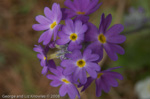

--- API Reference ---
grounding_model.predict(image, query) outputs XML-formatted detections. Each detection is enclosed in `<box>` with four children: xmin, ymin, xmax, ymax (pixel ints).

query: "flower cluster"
<box><xmin>33</xmin><ymin>0</ymin><xmax>126</xmax><ymax>99</ymax></box>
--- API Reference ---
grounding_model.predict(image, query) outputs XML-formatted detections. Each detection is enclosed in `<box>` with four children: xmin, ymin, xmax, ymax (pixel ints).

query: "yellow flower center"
<box><xmin>76</xmin><ymin>59</ymin><xmax>86</xmax><ymax>68</ymax></box>
<box><xmin>50</xmin><ymin>21</ymin><xmax>57</xmax><ymax>29</ymax></box>
<box><xmin>76</xmin><ymin>11</ymin><xmax>85</xmax><ymax>15</ymax></box>
<box><xmin>97</xmin><ymin>73</ymin><xmax>103</xmax><ymax>78</ymax></box>
<box><xmin>61</xmin><ymin>78</ymin><xmax>70</xmax><ymax>84</ymax></box>
<box><xmin>70</xmin><ymin>33</ymin><xmax>78</xmax><ymax>41</ymax></box>
<box><xmin>98</xmin><ymin>34</ymin><xmax>106</xmax><ymax>43</ymax></box>
<box><xmin>44</xmin><ymin>56</ymin><xmax>46</xmax><ymax>60</ymax></box>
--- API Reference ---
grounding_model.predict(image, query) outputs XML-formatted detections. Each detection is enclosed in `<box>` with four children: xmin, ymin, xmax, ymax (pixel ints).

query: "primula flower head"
<box><xmin>32</xmin><ymin>3</ymin><xmax>62</xmax><ymax>45</ymax></box>
<box><xmin>78</xmin><ymin>66</ymin><xmax>123</xmax><ymax>97</ymax></box>
<box><xmin>47</xmin><ymin>66</ymin><xmax>80</xmax><ymax>99</ymax></box>
<box><xmin>61</xmin><ymin>49</ymin><xmax>100</xmax><ymax>84</ymax></box>
<box><xmin>56</xmin><ymin>19</ymin><xmax>87</xmax><ymax>51</ymax></box>
<box><xmin>62</xmin><ymin>0</ymin><xmax>102</xmax><ymax>19</ymax></box>
<box><xmin>86</xmin><ymin>13</ymin><xmax>126</xmax><ymax>61</ymax></box>
<box><xmin>33</xmin><ymin>1</ymin><xmax>126</xmax><ymax>98</ymax></box>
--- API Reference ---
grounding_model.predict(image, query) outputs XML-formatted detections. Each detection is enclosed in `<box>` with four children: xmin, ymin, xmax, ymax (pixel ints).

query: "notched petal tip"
<box><xmin>32</xmin><ymin>24</ymin><xmax>37</xmax><ymax>30</ymax></box>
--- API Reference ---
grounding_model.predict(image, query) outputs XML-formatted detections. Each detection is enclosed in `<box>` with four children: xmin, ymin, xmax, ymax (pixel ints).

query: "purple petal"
<box><xmin>50</xmin><ymin>80</ymin><xmax>62</xmax><ymax>87</ymax></box>
<box><xmin>56</xmin><ymin>33</ymin><xmax>70</xmax><ymax>45</ymax></box>
<box><xmin>74</xmin><ymin>15</ymin><xmax>89</xmax><ymax>23</ymax></box>
<box><xmin>80</xmin><ymin>77</ymin><xmax>94</xmax><ymax>92</ymax></box>
<box><xmin>85</xmin><ymin>22</ymin><xmax>99</xmax><ymax>42</ymax></box>
<box><xmin>63</xmin><ymin>66</ymin><xmax>76</xmax><ymax>76</ymax></box>
<box><xmin>95</xmin><ymin>79</ymin><xmax>102</xmax><ymax>97</ymax></box>
<box><xmin>65</xmin><ymin>9</ymin><xmax>77</xmax><ymax>18</ymax></box>
<box><xmin>101</xmin><ymin>76</ymin><xmax>111</xmax><ymax>93</ymax></box>
<box><xmin>53</xmin><ymin>25</ymin><xmax>61</xmax><ymax>41</ymax></box>
<box><xmin>79</xmin><ymin>69</ymin><xmax>87</xmax><ymax>84</ymax></box>
<box><xmin>104</xmin><ymin>14</ymin><xmax>112</xmax><ymax>31</ymax></box>
<box><xmin>74</xmin><ymin>20</ymin><xmax>82</xmax><ymax>33</ymax></box>
<box><xmin>32</xmin><ymin>24</ymin><xmax>50</xmax><ymax>31</ymax></box>
<box><xmin>99</xmin><ymin>14</ymin><xmax>112</xmax><ymax>33</ymax></box>
<box><xmin>44</xmin><ymin>7</ymin><xmax>54</xmax><ymax>20</ymax></box>
<box><xmin>47</xmin><ymin>59</ymin><xmax>56</xmax><ymax>69</ymax></box>
<box><xmin>86</xmin><ymin>67</ymin><xmax>97</xmax><ymax>78</ymax></box>
<box><xmin>35</xmin><ymin>15</ymin><xmax>51</xmax><ymax>24</ymax></box>
<box><xmin>57</xmin><ymin>66</ymin><xmax>64</xmax><ymax>73</ymax></box>
<box><xmin>64</xmin><ymin>19</ymin><xmax>75</xmax><ymax>34</ymax></box>
<box><xmin>76</xmin><ymin>34</ymin><xmax>84</xmax><ymax>44</ymax></box>
<box><xmin>83</xmin><ymin>48</ymin><xmax>92</xmax><ymax>58</ymax></box>
<box><xmin>99</xmin><ymin>13</ymin><xmax>105</xmax><ymax>33</ymax></box>
<box><xmin>61</xmin><ymin>8</ymin><xmax>67</xmax><ymax>20</ymax></box>
<box><xmin>107</xmin><ymin>35</ymin><xmax>126</xmax><ymax>44</ymax></box>
<box><xmin>33</xmin><ymin>45</ymin><xmax>43</xmax><ymax>53</ymax></box>
<box><xmin>83</xmin><ymin>49</ymin><xmax>99</xmax><ymax>61</ymax></box>
<box><xmin>105</xmin><ymin>76</ymin><xmax>119</xmax><ymax>87</ymax></box>
<box><xmin>87</xmin><ymin>42</ymin><xmax>103</xmax><ymax>62</ymax></box>
<box><xmin>80</xmin><ymin>0</ymin><xmax>90</xmax><ymax>11</ymax></box>
<box><xmin>73</xmin><ymin>68</ymin><xmax>80</xmax><ymax>82</ymax></box>
<box><xmin>37</xmin><ymin>53</ymin><xmax>43</xmax><ymax>59</ymax></box>
<box><xmin>110</xmin><ymin>44</ymin><xmax>125</xmax><ymax>55</ymax></box>
<box><xmin>105</xmin><ymin>24</ymin><xmax>124</xmax><ymax>36</ymax></box>
<box><xmin>85</xmin><ymin>0</ymin><xmax>99</xmax><ymax>14</ymax></box>
<box><xmin>68</xmin><ymin>42</ymin><xmax>82</xmax><ymax>51</ymax></box>
<box><xmin>43</xmin><ymin>30</ymin><xmax>53</xmax><ymax>45</ymax></box>
<box><xmin>67</xmin><ymin>84</ymin><xmax>80</xmax><ymax>99</ymax></box>
<box><xmin>52</xmin><ymin>3</ymin><xmax>62</xmax><ymax>21</ymax></box>
<box><xmin>103</xmin><ymin>43</ymin><xmax>118</xmax><ymax>61</ymax></box>
<box><xmin>74</xmin><ymin>20</ymin><xmax>87</xmax><ymax>34</ymax></box>
<box><xmin>87</xmin><ymin>2</ymin><xmax>102</xmax><ymax>15</ymax></box>
<box><xmin>105</xmin><ymin>71</ymin><xmax>123</xmax><ymax>80</ymax></box>
<box><xmin>86</xmin><ymin>62</ymin><xmax>100</xmax><ymax>71</ymax></box>
<box><xmin>47</xmin><ymin>74</ymin><xmax>59</xmax><ymax>80</ymax></box>
<box><xmin>59</xmin><ymin>84</ymin><xmax>67</xmax><ymax>96</ymax></box>
<box><xmin>65</xmin><ymin>0</ymin><xmax>77</xmax><ymax>12</ymax></box>
<box><xmin>66</xmin><ymin>50</ymin><xmax>82</xmax><ymax>60</ymax></box>
<box><xmin>78</xmin><ymin>24</ymin><xmax>88</xmax><ymax>34</ymax></box>
<box><xmin>41</xmin><ymin>66</ymin><xmax>48</xmax><ymax>75</ymax></box>
<box><xmin>105</xmin><ymin>66</ymin><xmax>122</xmax><ymax>71</ymax></box>
<box><xmin>38</xmin><ymin>30</ymin><xmax>49</xmax><ymax>43</ymax></box>
<box><xmin>87</xmin><ymin>54</ymin><xmax>99</xmax><ymax>62</ymax></box>
<box><xmin>61</xmin><ymin>60</ymin><xmax>75</xmax><ymax>67</ymax></box>
<box><xmin>50</xmin><ymin>68</ymin><xmax>62</xmax><ymax>77</ymax></box>
<box><xmin>73</xmin><ymin>0</ymin><xmax>81</xmax><ymax>11</ymax></box>
<box><xmin>41</xmin><ymin>60</ymin><xmax>46</xmax><ymax>67</ymax></box>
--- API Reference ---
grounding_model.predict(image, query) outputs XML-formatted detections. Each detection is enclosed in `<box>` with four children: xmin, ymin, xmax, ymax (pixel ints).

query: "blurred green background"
<box><xmin>0</xmin><ymin>0</ymin><xmax>150</xmax><ymax>99</ymax></box>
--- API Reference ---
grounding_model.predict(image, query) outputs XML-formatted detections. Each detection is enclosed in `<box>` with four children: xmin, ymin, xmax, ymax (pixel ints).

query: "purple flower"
<box><xmin>32</xmin><ymin>3</ymin><xmax>62</xmax><ymax>45</ymax></box>
<box><xmin>61</xmin><ymin>49</ymin><xmax>100</xmax><ymax>84</ymax></box>
<box><xmin>42</xmin><ymin>59</ymin><xmax>56</xmax><ymax>75</ymax></box>
<box><xmin>33</xmin><ymin>45</ymin><xmax>47</xmax><ymax>66</ymax></box>
<box><xmin>33</xmin><ymin>45</ymin><xmax>45</xmax><ymax>54</ymax></box>
<box><xmin>62</xmin><ymin>0</ymin><xmax>102</xmax><ymax>19</ymax></box>
<box><xmin>56</xmin><ymin>19</ymin><xmax>87</xmax><ymax>51</ymax></box>
<box><xmin>78</xmin><ymin>67</ymin><xmax>123</xmax><ymax>97</ymax></box>
<box><xmin>47</xmin><ymin>66</ymin><xmax>80</xmax><ymax>99</ymax></box>
<box><xmin>49</xmin><ymin>41</ymin><xmax>56</xmax><ymax>48</ymax></box>
<box><xmin>85</xmin><ymin>13</ymin><xmax>126</xmax><ymax>61</ymax></box>
<box><xmin>34</xmin><ymin>45</ymin><xmax>56</xmax><ymax>75</ymax></box>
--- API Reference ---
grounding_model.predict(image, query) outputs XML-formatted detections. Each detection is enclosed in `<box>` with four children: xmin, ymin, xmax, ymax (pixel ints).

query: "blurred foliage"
<box><xmin>115</xmin><ymin>31</ymin><xmax>150</xmax><ymax>70</ymax></box>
